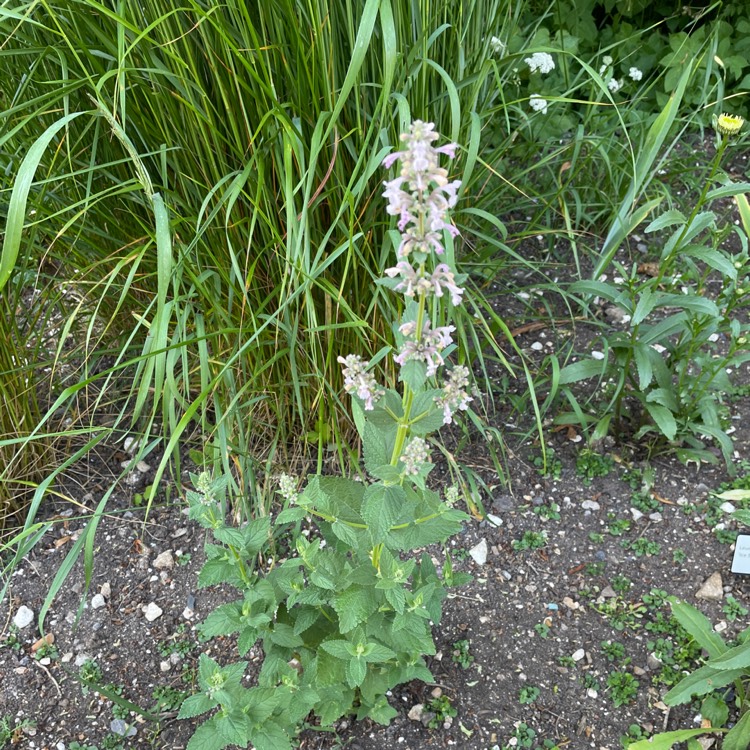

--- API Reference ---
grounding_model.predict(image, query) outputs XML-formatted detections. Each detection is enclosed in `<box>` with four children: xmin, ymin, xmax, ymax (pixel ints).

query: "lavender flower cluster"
<box><xmin>338</xmin><ymin>120</ymin><xmax>473</xmax><ymax>476</ymax></box>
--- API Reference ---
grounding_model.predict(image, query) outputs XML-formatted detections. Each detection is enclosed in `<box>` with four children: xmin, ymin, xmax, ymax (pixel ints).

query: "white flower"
<box><xmin>400</xmin><ymin>437</ymin><xmax>431</xmax><ymax>475</ymax></box>
<box><xmin>435</xmin><ymin>366</ymin><xmax>473</xmax><ymax>424</ymax></box>
<box><xmin>628</xmin><ymin>66</ymin><xmax>643</xmax><ymax>81</ymax></box>
<box><xmin>529</xmin><ymin>95</ymin><xmax>548</xmax><ymax>114</ymax></box>
<box><xmin>337</xmin><ymin>354</ymin><xmax>384</xmax><ymax>410</ymax></box>
<box><xmin>607</xmin><ymin>77</ymin><xmax>622</xmax><ymax>93</ymax></box>
<box><xmin>490</xmin><ymin>36</ymin><xmax>506</xmax><ymax>56</ymax></box>
<box><xmin>525</xmin><ymin>52</ymin><xmax>555</xmax><ymax>75</ymax></box>
<box><xmin>277</xmin><ymin>474</ymin><xmax>300</xmax><ymax>505</ymax></box>
<box><xmin>602</xmin><ymin>55</ymin><xmax>613</xmax><ymax>65</ymax></box>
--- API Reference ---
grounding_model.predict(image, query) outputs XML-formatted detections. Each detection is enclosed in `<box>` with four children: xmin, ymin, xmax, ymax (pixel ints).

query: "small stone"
<box><xmin>633</xmin><ymin>666</ymin><xmax>646</xmax><ymax>676</ymax></box>
<box><xmin>648</xmin><ymin>512</ymin><xmax>663</xmax><ymax>523</ymax></box>
<box><xmin>136</xmin><ymin>460</ymin><xmax>150</xmax><ymax>473</ymax></box>
<box><xmin>91</xmin><ymin>594</ymin><xmax>106</xmax><ymax>610</ymax></box>
<box><xmin>14</xmin><ymin>667</ymin><xmax>27</xmax><ymax>675</ymax></box>
<box><xmin>469</xmin><ymin>539</ymin><xmax>488</xmax><ymax>566</ymax></box>
<box><xmin>154</xmin><ymin>550</ymin><xmax>174</xmax><ymax>570</ymax></box>
<box><xmin>443</xmin><ymin>715</ymin><xmax>454</xmax><ymax>729</ymax></box>
<box><xmin>160</xmin><ymin>660</ymin><xmax>172</xmax><ymax>672</ymax></box>
<box><xmin>647</xmin><ymin>653</ymin><xmax>663</xmax><ymax>670</ymax></box>
<box><xmin>581</xmin><ymin>500</ymin><xmax>600</xmax><ymax>511</ymax></box>
<box><xmin>720</xmin><ymin>502</ymin><xmax>736</xmax><ymax>514</ymax></box>
<box><xmin>123</xmin><ymin>436</ymin><xmax>139</xmax><ymax>454</ymax></box>
<box><xmin>110</xmin><ymin>718</ymin><xmax>137</xmax><ymax>738</ymax></box>
<box><xmin>630</xmin><ymin>508</ymin><xmax>644</xmax><ymax>521</ymax></box>
<box><xmin>562</xmin><ymin>597</ymin><xmax>579</xmax><ymax>610</ymax></box>
<box><xmin>572</xmin><ymin>648</ymin><xmax>585</xmax><ymax>662</ymax></box>
<box><xmin>408</xmin><ymin>704</ymin><xmax>424</xmax><ymax>721</ymax></box>
<box><xmin>61</xmin><ymin>652</ymin><xmax>74</xmax><ymax>663</ymax></box>
<box><xmin>696</xmin><ymin>572</ymin><xmax>723</xmax><ymax>601</ymax></box>
<box><xmin>182</xmin><ymin>607</ymin><xmax>195</xmax><ymax>620</ymax></box>
<box><xmin>74</xmin><ymin>653</ymin><xmax>92</xmax><ymax>667</ymax></box>
<box><xmin>492</xmin><ymin>494</ymin><xmax>514</xmax><ymax>512</ymax></box>
<box><xmin>125</xmin><ymin>472</ymin><xmax>141</xmax><ymax>486</ymax></box>
<box><xmin>430</xmin><ymin>687</ymin><xmax>442</xmax><ymax>699</ymax></box>
<box><xmin>13</xmin><ymin>605</ymin><xmax>34</xmax><ymax>629</ymax></box>
<box><xmin>100</xmin><ymin>582</ymin><xmax>111</xmax><ymax>598</ymax></box>
<box><xmin>485</xmin><ymin>513</ymin><xmax>503</xmax><ymax>527</ymax></box>
<box><xmin>143</xmin><ymin>602</ymin><xmax>163</xmax><ymax>621</ymax></box>
<box><xmin>714</xmin><ymin>620</ymin><xmax>728</xmax><ymax>633</ymax></box>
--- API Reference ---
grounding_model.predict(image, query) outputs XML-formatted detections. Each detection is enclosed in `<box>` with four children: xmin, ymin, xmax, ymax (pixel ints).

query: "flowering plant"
<box><xmin>179</xmin><ymin>121</ymin><xmax>473</xmax><ymax>750</ymax></box>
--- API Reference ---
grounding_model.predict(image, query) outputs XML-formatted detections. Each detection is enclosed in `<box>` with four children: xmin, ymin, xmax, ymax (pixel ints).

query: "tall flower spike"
<box><xmin>382</xmin><ymin>121</ymin><xmax>461</xmax><ymax>259</ymax></box>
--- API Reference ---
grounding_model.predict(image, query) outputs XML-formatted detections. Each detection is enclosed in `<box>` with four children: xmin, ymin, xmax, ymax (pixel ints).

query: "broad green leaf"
<box><xmin>716</xmin><ymin>489</ymin><xmax>750</xmax><ymax>502</ymax></box>
<box><xmin>669</xmin><ymin>599</ymin><xmax>727</xmax><ymax>658</ymax></box>
<box><xmin>364</xmin><ymin>643</ymin><xmax>397</xmax><ymax>662</ymax></box>
<box><xmin>644</xmin><ymin>403</ymin><xmax>677</xmax><ymax>441</ymax></box>
<box><xmin>633</xmin><ymin>344</ymin><xmax>654</xmax><ymax>390</ymax></box>
<box><xmin>628</xmin><ymin>729</ymin><xmax>722</xmax><ymax>750</ymax></box>
<box><xmin>400</xmin><ymin>359</ymin><xmax>427</xmax><ymax>390</ymax></box>
<box><xmin>333</xmin><ymin>586</ymin><xmax>378</xmax><ymax>633</ymax></box>
<box><xmin>321</xmin><ymin>639</ymin><xmax>355</xmax><ymax>660</ymax></box>
<box><xmin>178</xmin><ymin>692</ymin><xmax>218</xmax><ymax>719</ymax></box>
<box><xmin>558</xmin><ymin>358</ymin><xmax>607</xmax><ymax>385</ymax></box>
<box><xmin>346</xmin><ymin>656</ymin><xmax>367</xmax><ymax>687</ymax></box>
<box><xmin>216</xmin><ymin>710</ymin><xmax>252</xmax><ymax>746</ymax></box>
<box><xmin>724</xmin><ymin>709</ymin><xmax>750</xmax><ymax>750</ymax></box>
<box><xmin>683</xmin><ymin>246</ymin><xmax>737</xmax><ymax>280</ymax></box>
<box><xmin>249</xmin><ymin>721</ymin><xmax>292</xmax><ymax>750</ymax></box>
<box><xmin>242</xmin><ymin>517</ymin><xmax>271</xmax><ymax>554</ymax></box>
<box><xmin>331</xmin><ymin>520</ymin><xmax>361</xmax><ymax>547</ymax></box>
<box><xmin>200</xmin><ymin>603</ymin><xmax>242</xmax><ymax>637</ymax></box>
<box><xmin>733</xmin><ymin>510</ymin><xmax>750</xmax><ymax>525</ymax></box>
<box><xmin>362</xmin><ymin>484</ymin><xmax>405</xmax><ymax>543</ymax></box>
<box><xmin>269</xmin><ymin>623</ymin><xmax>303</xmax><ymax>648</ymax></box>
<box><xmin>632</xmin><ymin>288</ymin><xmax>658</xmax><ymax>325</ymax></box>
<box><xmin>706</xmin><ymin>639</ymin><xmax>750</xmax><ymax>670</ymax></box>
<box><xmin>276</xmin><ymin>506</ymin><xmax>307</xmax><ymax>524</ymax></box>
<box><xmin>292</xmin><ymin>606</ymin><xmax>320</xmax><ymax>636</ymax></box>
<box><xmin>664</xmin><ymin>664</ymin><xmax>744</xmax><ymax>705</ymax></box>
<box><xmin>245</xmin><ymin>687</ymin><xmax>279</xmax><ymax>724</ymax></box>
<box><xmin>735</xmin><ymin>192</ymin><xmax>750</xmax><ymax>238</ymax></box>
<box><xmin>368</xmin><ymin>464</ymin><xmax>402</xmax><ymax>483</ymax></box>
<box><xmin>212</xmin><ymin>527</ymin><xmax>245</xmax><ymax>548</ymax></box>
<box><xmin>366</xmin><ymin>699</ymin><xmax>399</xmax><ymax>725</ymax></box>
<box><xmin>700</xmin><ymin>695</ymin><xmax>729</xmax><ymax>728</ymax></box>
<box><xmin>362</xmin><ymin>422</ymin><xmax>391</xmax><ymax>476</ymax></box>
<box><xmin>186</xmin><ymin>718</ymin><xmax>232</xmax><ymax>750</ymax></box>
<box><xmin>645</xmin><ymin>208</ymin><xmax>686</xmax><ymax>232</ymax></box>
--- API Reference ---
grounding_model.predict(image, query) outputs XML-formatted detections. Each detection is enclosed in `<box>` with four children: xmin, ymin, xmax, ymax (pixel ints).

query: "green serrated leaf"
<box><xmin>346</xmin><ymin>656</ymin><xmax>367</xmax><ymax>687</ymax></box>
<box><xmin>400</xmin><ymin>359</ymin><xmax>428</xmax><ymax>390</ymax></box>
<box><xmin>186</xmin><ymin>718</ymin><xmax>232</xmax><ymax>750</ymax></box>
<box><xmin>664</xmin><ymin>664</ymin><xmax>744</xmax><ymax>705</ymax></box>
<box><xmin>362</xmin><ymin>484</ymin><xmax>405</xmax><ymax>543</ymax></box>
<box><xmin>706</xmin><ymin>640</ymin><xmax>750</xmax><ymax>670</ymax></box>
<box><xmin>321</xmin><ymin>639</ymin><xmax>355</xmax><ymax>659</ymax></box>
<box><xmin>333</xmin><ymin>586</ymin><xmax>378</xmax><ymax>633</ymax></box>
<box><xmin>276</xmin><ymin>506</ymin><xmax>307</xmax><ymax>524</ymax></box>
<box><xmin>669</xmin><ymin>599</ymin><xmax>727</xmax><ymax>658</ymax></box>
<box><xmin>628</xmin><ymin>729</ymin><xmax>722</xmax><ymax>750</ymax></box>
<box><xmin>645</xmin><ymin>208</ymin><xmax>686</xmax><ymax>232</ymax></box>
<box><xmin>368</xmin><ymin>464</ymin><xmax>403</xmax><ymax>483</ymax></box>
<box><xmin>242</xmin><ymin>517</ymin><xmax>271</xmax><ymax>554</ymax></box>
<box><xmin>249</xmin><ymin>721</ymin><xmax>292</xmax><ymax>750</ymax></box>
<box><xmin>199</xmin><ymin>602</ymin><xmax>242</xmax><ymax>637</ymax></box>
<box><xmin>178</xmin><ymin>692</ymin><xmax>218</xmax><ymax>720</ymax></box>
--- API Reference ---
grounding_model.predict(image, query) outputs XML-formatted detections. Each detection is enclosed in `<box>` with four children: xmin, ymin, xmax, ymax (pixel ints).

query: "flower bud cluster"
<box><xmin>394</xmin><ymin>320</ymin><xmax>456</xmax><ymax>377</ymax></box>
<box><xmin>277</xmin><ymin>473</ymin><xmax>300</xmax><ymax>505</ymax></box>
<box><xmin>436</xmin><ymin>366</ymin><xmax>473</xmax><ymax>424</ymax></box>
<box><xmin>399</xmin><ymin>437</ymin><xmax>431</xmax><ymax>475</ymax></box>
<box><xmin>381</xmin><ymin>120</ymin><xmax>461</xmax><ymax>260</ymax></box>
<box><xmin>337</xmin><ymin>354</ymin><xmax>384</xmax><ymax>410</ymax></box>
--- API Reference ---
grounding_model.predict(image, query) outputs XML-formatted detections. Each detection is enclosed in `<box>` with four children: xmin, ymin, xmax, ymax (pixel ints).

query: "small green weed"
<box><xmin>620</xmin><ymin>723</ymin><xmax>650</xmax><ymax>748</ymax></box>
<box><xmin>533</xmin><ymin>502</ymin><xmax>560</xmax><ymax>521</ymax></box>
<box><xmin>607</xmin><ymin>516</ymin><xmax>631</xmax><ymax>536</ymax></box>
<box><xmin>611</xmin><ymin>574</ymin><xmax>632</xmax><ymax>594</ymax></box>
<box><xmin>518</xmin><ymin>685</ymin><xmax>540</xmax><ymax>704</ymax></box>
<box><xmin>512</xmin><ymin>531</ymin><xmax>547</xmax><ymax>552</ymax></box>
<box><xmin>585</xmin><ymin>562</ymin><xmax>606</xmax><ymax>576</ymax></box>
<box><xmin>512</xmin><ymin>722</ymin><xmax>537</xmax><ymax>748</ymax></box>
<box><xmin>69</xmin><ymin>743</ymin><xmax>99</xmax><ymax>750</ymax></box>
<box><xmin>576</xmin><ymin>449</ymin><xmax>614</xmax><ymax>483</ymax></box>
<box><xmin>558</xmin><ymin>655</ymin><xmax>576</xmax><ymax>668</ymax></box>
<box><xmin>534</xmin><ymin>622</ymin><xmax>551</xmax><ymax>639</ymax></box>
<box><xmin>451</xmin><ymin>639</ymin><xmax>474</xmax><ymax>669</ymax></box>
<box><xmin>601</xmin><ymin>640</ymin><xmax>626</xmax><ymax>663</ymax></box>
<box><xmin>588</xmin><ymin>531</ymin><xmax>605</xmax><ymax>543</ymax></box>
<box><xmin>426</xmin><ymin>695</ymin><xmax>457</xmax><ymax>729</ymax></box>
<box><xmin>607</xmin><ymin>670</ymin><xmax>639</xmax><ymax>707</ymax></box>
<box><xmin>723</xmin><ymin>595</ymin><xmax>749</xmax><ymax>622</ymax></box>
<box><xmin>642</xmin><ymin>588</ymin><xmax>669</xmax><ymax>608</ymax></box>
<box><xmin>621</xmin><ymin>538</ymin><xmax>661</xmax><ymax>557</ymax></box>
<box><xmin>672</xmin><ymin>548</ymin><xmax>686</xmax><ymax>564</ymax></box>
<box><xmin>0</xmin><ymin>626</ymin><xmax>21</xmax><ymax>653</ymax></box>
<box><xmin>152</xmin><ymin>685</ymin><xmax>189</xmax><ymax>713</ymax></box>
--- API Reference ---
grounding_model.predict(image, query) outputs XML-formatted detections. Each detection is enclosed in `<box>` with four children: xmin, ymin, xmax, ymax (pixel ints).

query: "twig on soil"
<box><xmin>33</xmin><ymin>658</ymin><xmax>62</xmax><ymax>696</ymax></box>
<box><xmin>446</xmin><ymin>592</ymin><xmax>486</xmax><ymax>604</ymax></box>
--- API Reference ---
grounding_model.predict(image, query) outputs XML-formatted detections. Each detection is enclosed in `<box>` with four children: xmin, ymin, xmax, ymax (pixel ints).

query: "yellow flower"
<box><xmin>716</xmin><ymin>113</ymin><xmax>744</xmax><ymax>137</ymax></box>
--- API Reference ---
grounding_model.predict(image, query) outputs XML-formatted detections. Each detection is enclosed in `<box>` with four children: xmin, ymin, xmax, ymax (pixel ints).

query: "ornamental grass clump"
<box><xmin>179</xmin><ymin>122</ymin><xmax>473</xmax><ymax>750</ymax></box>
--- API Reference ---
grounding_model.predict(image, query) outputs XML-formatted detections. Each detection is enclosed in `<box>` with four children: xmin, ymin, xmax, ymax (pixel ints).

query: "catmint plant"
<box><xmin>179</xmin><ymin>121</ymin><xmax>473</xmax><ymax>750</ymax></box>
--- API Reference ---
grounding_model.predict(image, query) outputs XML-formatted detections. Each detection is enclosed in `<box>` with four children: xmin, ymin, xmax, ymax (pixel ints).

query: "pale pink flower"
<box><xmin>337</xmin><ymin>354</ymin><xmax>384</xmax><ymax>410</ymax></box>
<box><xmin>399</xmin><ymin>437</ymin><xmax>431</xmax><ymax>475</ymax></box>
<box><xmin>435</xmin><ymin>366</ymin><xmax>473</xmax><ymax>424</ymax></box>
<box><xmin>394</xmin><ymin>320</ymin><xmax>455</xmax><ymax>377</ymax></box>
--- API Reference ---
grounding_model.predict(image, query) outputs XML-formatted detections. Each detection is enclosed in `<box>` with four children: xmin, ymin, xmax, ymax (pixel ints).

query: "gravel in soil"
<box><xmin>2</xmin><ymin>420</ymin><xmax>750</xmax><ymax>750</ymax></box>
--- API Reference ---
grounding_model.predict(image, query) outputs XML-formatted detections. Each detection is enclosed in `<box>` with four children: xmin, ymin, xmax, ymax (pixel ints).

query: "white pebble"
<box><xmin>572</xmin><ymin>648</ymin><xmax>585</xmax><ymax>661</ymax></box>
<box><xmin>13</xmin><ymin>605</ymin><xmax>34</xmax><ymax>629</ymax></box>
<box><xmin>91</xmin><ymin>594</ymin><xmax>106</xmax><ymax>610</ymax></box>
<box><xmin>143</xmin><ymin>602</ymin><xmax>163</xmax><ymax>622</ymax></box>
